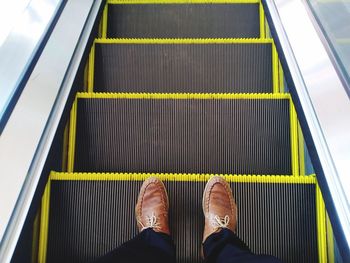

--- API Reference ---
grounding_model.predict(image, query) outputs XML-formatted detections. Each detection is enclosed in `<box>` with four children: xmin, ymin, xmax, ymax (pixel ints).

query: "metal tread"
<box><xmin>91</xmin><ymin>39</ymin><xmax>277</xmax><ymax>93</ymax></box>
<box><xmin>68</xmin><ymin>93</ymin><xmax>298</xmax><ymax>175</ymax></box>
<box><xmin>103</xmin><ymin>2</ymin><xmax>262</xmax><ymax>38</ymax></box>
<box><xmin>39</xmin><ymin>172</ymin><xmax>323</xmax><ymax>263</ymax></box>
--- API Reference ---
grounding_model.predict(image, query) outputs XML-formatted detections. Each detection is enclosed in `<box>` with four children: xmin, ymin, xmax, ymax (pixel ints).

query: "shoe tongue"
<box><xmin>209</xmin><ymin>184</ymin><xmax>231</xmax><ymax>215</ymax></box>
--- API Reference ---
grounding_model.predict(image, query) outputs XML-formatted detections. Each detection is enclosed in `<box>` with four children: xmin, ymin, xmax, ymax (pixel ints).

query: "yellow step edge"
<box><xmin>326</xmin><ymin>213</ymin><xmax>335</xmax><ymax>263</ymax></box>
<box><xmin>87</xmin><ymin>43</ymin><xmax>95</xmax><ymax>92</ymax></box>
<box><xmin>272</xmin><ymin>44</ymin><xmax>279</xmax><ymax>93</ymax></box>
<box><xmin>76</xmin><ymin>92</ymin><xmax>290</xmax><ymax>100</ymax></box>
<box><xmin>298</xmin><ymin>122</ymin><xmax>306</xmax><ymax>176</ymax></box>
<box><xmin>316</xmin><ymin>184</ymin><xmax>328</xmax><ymax>263</ymax></box>
<box><xmin>50</xmin><ymin>171</ymin><xmax>316</xmax><ymax>184</ymax></box>
<box><xmin>259</xmin><ymin>1</ymin><xmax>265</xmax><ymax>39</ymax></box>
<box><xmin>290</xmin><ymin>101</ymin><xmax>299</xmax><ymax>176</ymax></box>
<box><xmin>38</xmin><ymin>180</ymin><xmax>51</xmax><ymax>263</ymax></box>
<box><xmin>67</xmin><ymin>100</ymin><xmax>77</xmax><ymax>172</ymax></box>
<box><xmin>278</xmin><ymin>61</ymin><xmax>285</xmax><ymax>93</ymax></box>
<box><xmin>101</xmin><ymin>4</ymin><xmax>108</xmax><ymax>38</ymax></box>
<box><xmin>94</xmin><ymin>38</ymin><xmax>274</xmax><ymax>44</ymax></box>
<box><xmin>31</xmin><ymin>211</ymin><xmax>40</xmax><ymax>263</ymax></box>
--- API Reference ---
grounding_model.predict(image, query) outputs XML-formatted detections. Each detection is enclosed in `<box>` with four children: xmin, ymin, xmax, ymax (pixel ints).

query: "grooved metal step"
<box><xmin>39</xmin><ymin>172</ymin><xmax>322</xmax><ymax>263</ymax></box>
<box><xmin>69</xmin><ymin>93</ymin><xmax>298</xmax><ymax>175</ymax></box>
<box><xmin>104</xmin><ymin>3</ymin><xmax>262</xmax><ymax>38</ymax></box>
<box><xmin>91</xmin><ymin>39</ymin><xmax>277</xmax><ymax>93</ymax></box>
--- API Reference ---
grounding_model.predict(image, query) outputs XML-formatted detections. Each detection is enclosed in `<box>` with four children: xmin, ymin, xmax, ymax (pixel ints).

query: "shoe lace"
<box><xmin>138</xmin><ymin>212</ymin><xmax>161</xmax><ymax>231</ymax></box>
<box><xmin>210</xmin><ymin>214</ymin><xmax>230</xmax><ymax>229</ymax></box>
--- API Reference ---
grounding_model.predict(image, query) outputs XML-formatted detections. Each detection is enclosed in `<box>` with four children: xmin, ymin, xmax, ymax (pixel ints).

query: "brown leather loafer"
<box><xmin>202</xmin><ymin>176</ymin><xmax>237</xmax><ymax>243</ymax></box>
<box><xmin>135</xmin><ymin>177</ymin><xmax>170</xmax><ymax>235</ymax></box>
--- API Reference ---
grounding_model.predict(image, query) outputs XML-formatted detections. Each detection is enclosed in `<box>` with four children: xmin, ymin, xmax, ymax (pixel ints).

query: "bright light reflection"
<box><xmin>0</xmin><ymin>0</ymin><xmax>31</xmax><ymax>46</ymax></box>
<box><xmin>12</xmin><ymin>0</ymin><xmax>56</xmax><ymax>40</ymax></box>
<box><xmin>0</xmin><ymin>0</ymin><xmax>59</xmax><ymax>121</ymax></box>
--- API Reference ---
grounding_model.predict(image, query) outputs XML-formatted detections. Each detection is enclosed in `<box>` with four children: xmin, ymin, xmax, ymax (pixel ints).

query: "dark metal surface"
<box><xmin>74</xmin><ymin>98</ymin><xmax>292</xmax><ymax>175</ymax></box>
<box><xmin>107</xmin><ymin>4</ymin><xmax>260</xmax><ymax>38</ymax></box>
<box><xmin>46</xmin><ymin>179</ymin><xmax>318</xmax><ymax>263</ymax></box>
<box><xmin>94</xmin><ymin>43</ymin><xmax>273</xmax><ymax>93</ymax></box>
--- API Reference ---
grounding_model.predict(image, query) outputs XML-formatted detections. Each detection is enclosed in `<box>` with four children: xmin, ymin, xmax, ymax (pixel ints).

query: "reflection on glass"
<box><xmin>307</xmin><ymin>0</ymin><xmax>350</xmax><ymax>89</ymax></box>
<box><xmin>0</xmin><ymin>0</ymin><xmax>31</xmax><ymax>47</ymax></box>
<box><xmin>0</xmin><ymin>0</ymin><xmax>62</xmax><ymax>131</ymax></box>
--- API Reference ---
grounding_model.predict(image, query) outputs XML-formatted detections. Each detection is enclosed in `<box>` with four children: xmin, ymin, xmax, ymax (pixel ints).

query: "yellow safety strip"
<box><xmin>50</xmin><ymin>171</ymin><xmax>317</xmax><ymax>183</ymax></box>
<box><xmin>298</xmin><ymin>123</ymin><xmax>306</xmax><ymax>176</ymax></box>
<box><xmin>77</xmin><ymin>92</ymin><xmax>290</xmax><ymax>100</ymax></box>
<box><xmin>83</xmin><ymin>59</ymin><xmax>89</xmax><ymax>92</ymax></box>
<box><xmin>98</xmin><ymin>17</ymin><xmax>103</xmax><ymax>38</ymax></box>
<box><xmin>278</xmin><ymin>61</ymin><xmax>285</xmax><ymax>93</ymax></box>
<box><xmin>289</xmin><ymin>101</ymin><xmax>299</xmax><ymax>176</ymax></box>
<box><xmin>107</xmin><ymin>0</ymin><xmax>261</xmax><ymax>4</ymax></box>
<box><xmin>272</xmin><ymin>44</ymin><xmax>279</xmax><ymax>94</ymax></box>
<box><xmin>95</xmin><ymin>37</ymin><xmax>273</xmax><ymax>44</ymax></box>
<box><xmin>259</xmin><ymin>2</ymin><xmax>265</xmax><ymax>39</ymax></box>
<box><xmin>316</xmin><ymin>184</ymin><xmax>327</xmax><ymax>263</ymax></box>
<box><xmin>61</xmin><ymin>123</ymin><xmax>69</xmax><ymax>172</ymax></box>
<box><xmin>31</xmin><ymin>211</ymin><xmax>40</xmax><ymax>263</ymax></box>
<box><xmin>67</xmin><ymin>98</ymin><xmax>77</xmax><ymax>172</ymax></box>
<box><xmin>265</xmin><ymin>19</ymin><xmax>271</xmax><ymax>38</ymax></box>
<box><xmin>38</xmin><ymin>180</ymin><xmax>51</xmax><ymax>263</ymax></box>
<box><xmin>326</xmin><ymin>213</ymin><xmax>335</xmax><ymax>263</ymax></box>
<box><xmin>87</xmin><ymin>43</ymin><xmax>95</xmax><ymax>93</ymax></box>
<box><xmin>102</xmin><ymin>4</ymin><xmax>108</xmax><ymax>38</ymax></box>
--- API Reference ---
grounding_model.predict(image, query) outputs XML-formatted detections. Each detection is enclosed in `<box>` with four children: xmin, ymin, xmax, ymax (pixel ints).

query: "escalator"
<box><xmin>35</xmin><ymin>1</ymin><xmax>328</xmax><ymax>262</ymax></box>
<box><xmin>6</xmin><ymin>0</ymin><xmax>350</xmax><ymax>262</ymax></box>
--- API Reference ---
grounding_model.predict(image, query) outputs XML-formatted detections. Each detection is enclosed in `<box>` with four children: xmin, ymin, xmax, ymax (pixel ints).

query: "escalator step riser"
<box><xmin>93</xmin><ymin>42</ymin><xmax>274</xmax><ymax>93</ymax></box>
<box><xmin>105</xmin><ymin>3</ymin><xmax>261</xmax><ymax>38</ymax></box>
<box><xmin>45</xmin><ymin>177</ymin><xmax>318</xmax><ymax>263</ymax></box>
<box><xmin>72</xmin><ymin>96</ymin><xmax>293</xmax><ymax>174</ymax></box>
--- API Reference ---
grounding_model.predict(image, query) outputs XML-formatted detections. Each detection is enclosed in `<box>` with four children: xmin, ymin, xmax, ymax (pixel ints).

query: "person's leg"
<box><xmin>202</xmin><ymin>176</ymin><xmax>282</xmax><ymax>263</ymax></box>
<box><xmin>203</xmin><ymin>229</ymin><xmax>282</xmax><ymax>263</ymax></box>
<box><xmin>94</xmin><ymin>228</ymin><xmax>175</xmax><ymax>263</ymax></box>
<box><xmin>93</xmin><ymin>177</ymin><xmax>176</xmax><ymax>263</ymax></box>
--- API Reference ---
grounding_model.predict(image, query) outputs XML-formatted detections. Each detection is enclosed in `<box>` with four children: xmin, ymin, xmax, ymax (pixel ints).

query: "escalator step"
<box><xmin>92</xmin><ymin>40</ymin><xmax>276</xmax><ymax>93</ymax></box>
<box><xmin>105</xmin><ymin>3</ymin><xmax>261</xmax><ymax>38</ymax></box>
<box><xmin>70</xmin><ymin>93</ymin><xmax>295</xmax><ymax>175</ymax></box>
<box><xmin>41</xmin><ymin>172</ymin><xmax>320</xmax><ymax>263</ymax></box>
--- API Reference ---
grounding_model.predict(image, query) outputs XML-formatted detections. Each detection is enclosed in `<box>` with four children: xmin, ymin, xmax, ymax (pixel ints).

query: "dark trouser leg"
<box><xmin>93</xmin><ymin>229</ymin><xmax>176</xmax><ymax>263</ymax></box>
<box><xmin>203</xmin><ymin>229</ymin><xmax>283</xmax><ymax>263</ymax></box>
